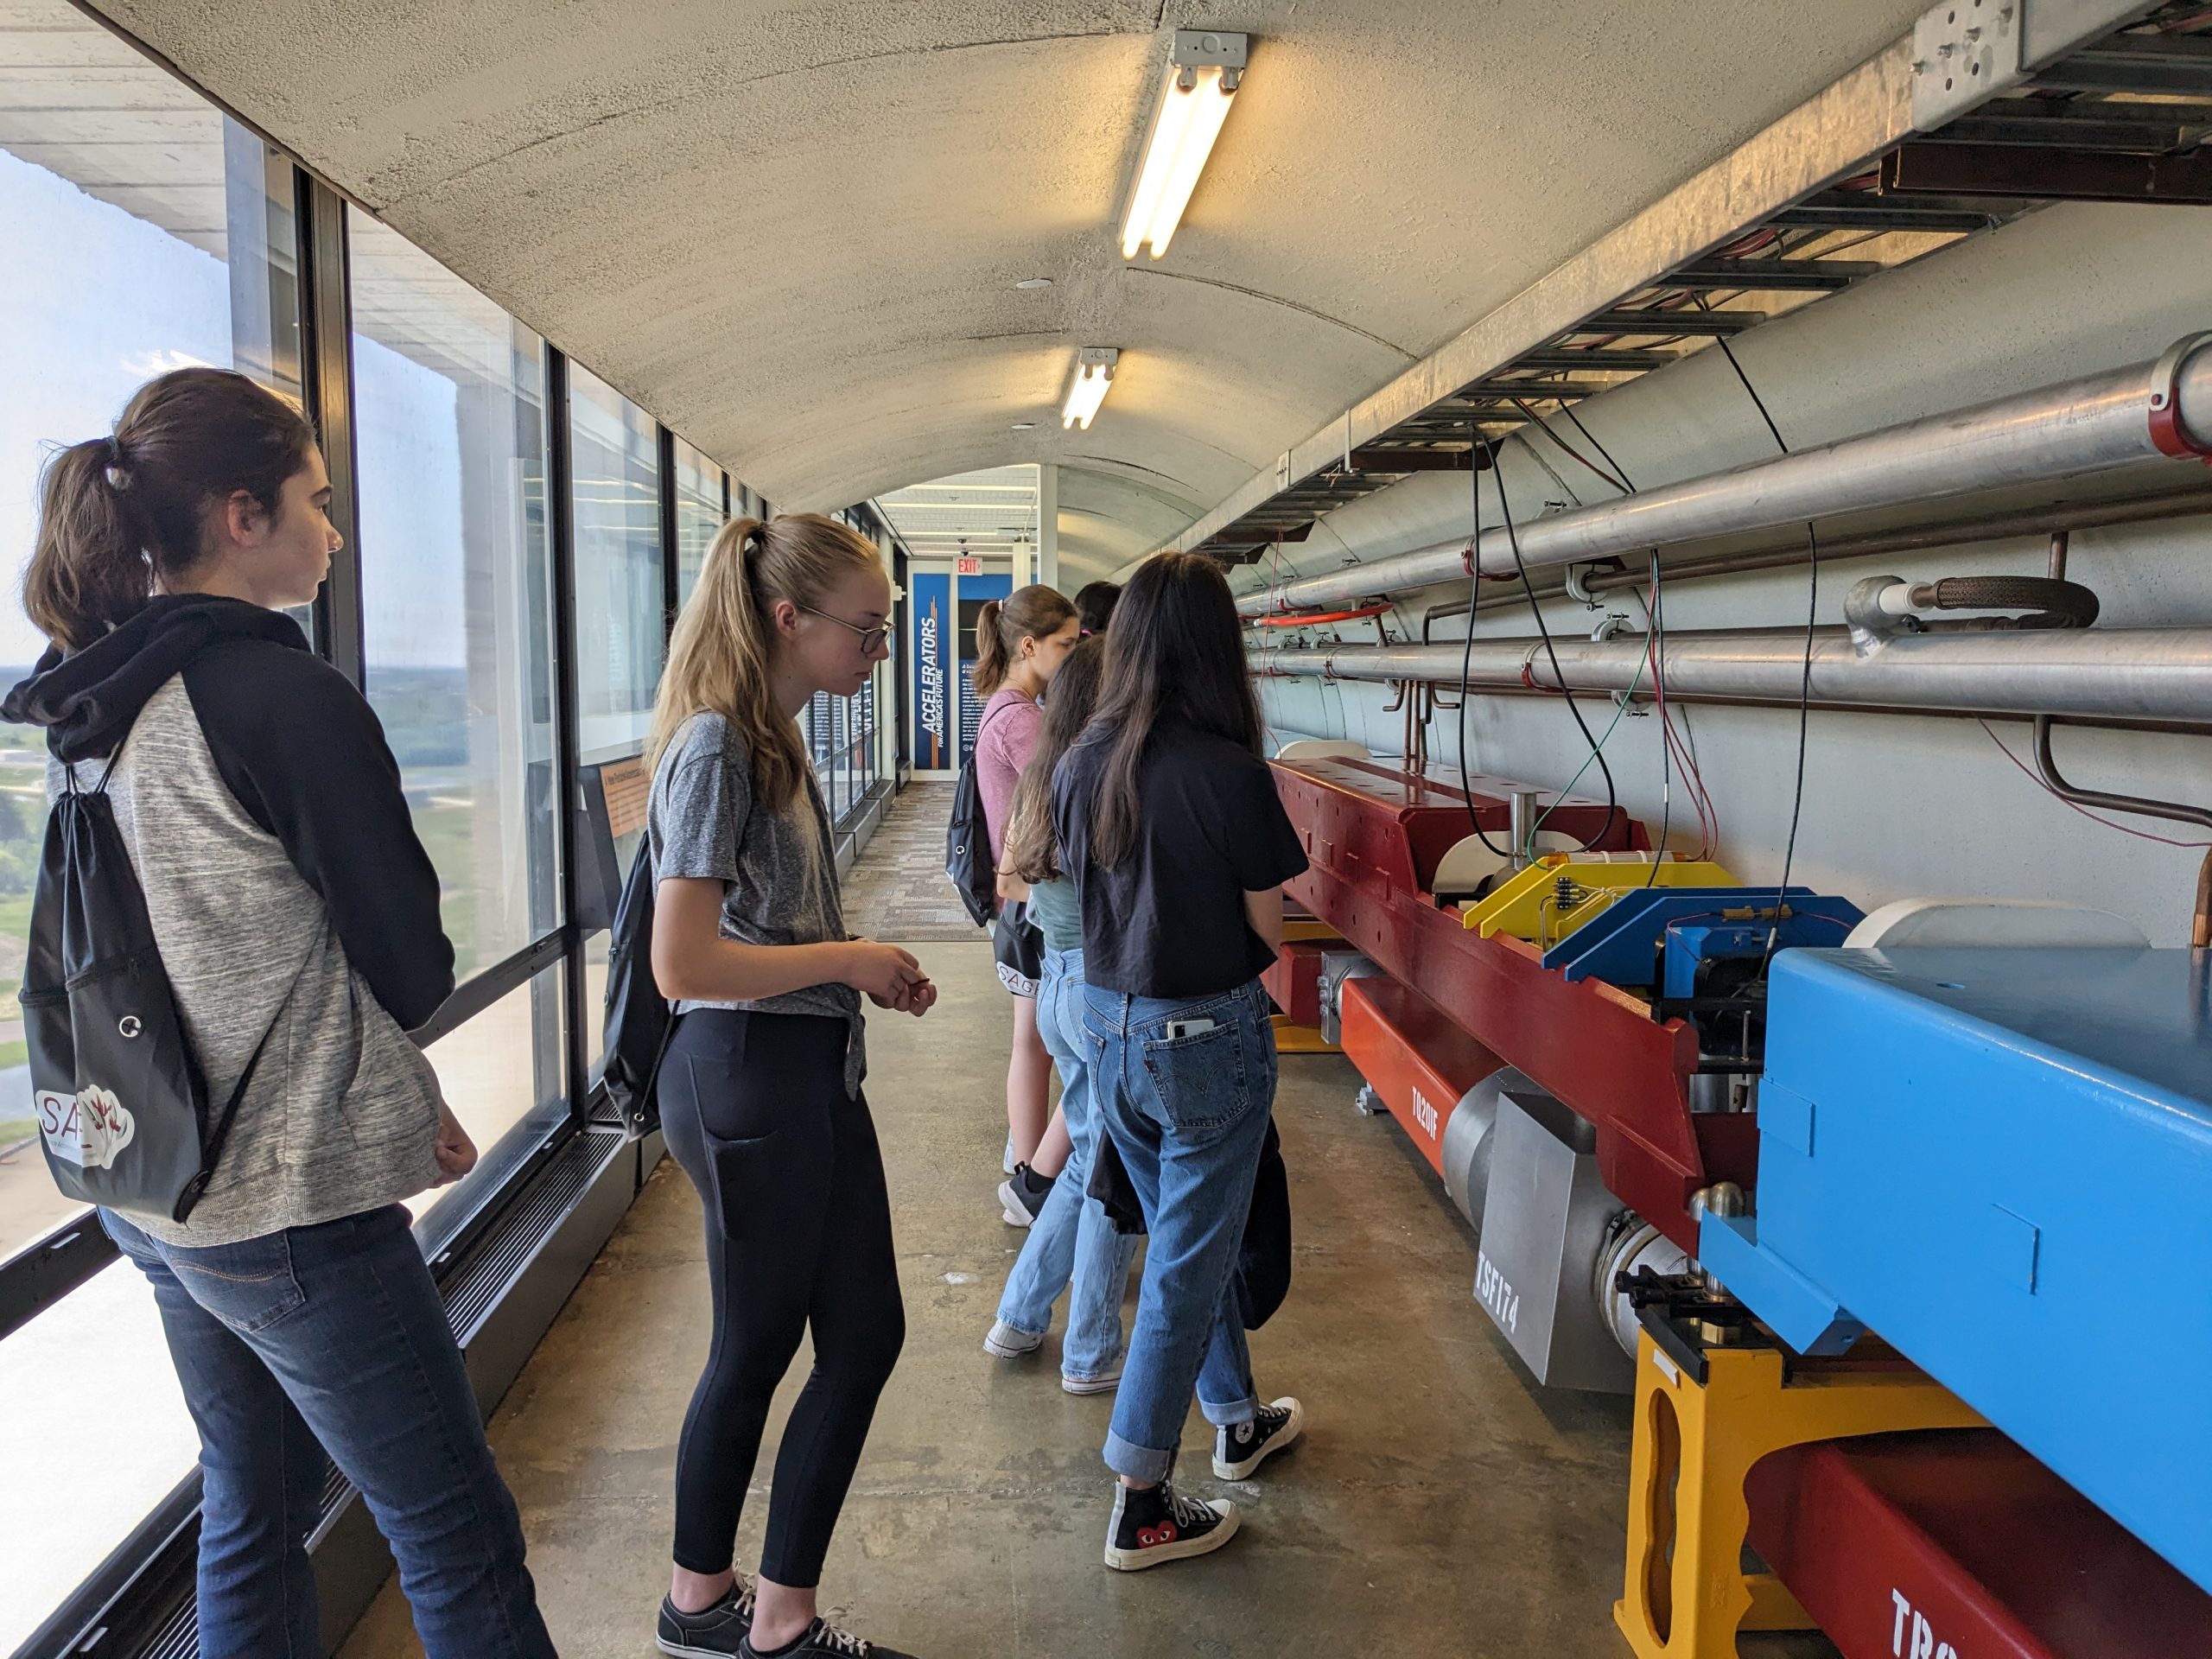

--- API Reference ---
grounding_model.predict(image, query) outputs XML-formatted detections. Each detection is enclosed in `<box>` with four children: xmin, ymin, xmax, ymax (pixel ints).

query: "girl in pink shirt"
<box><xmin>971</xmin><ymin>585</ymin><xmax>1080</xmax><ymax>1221</ymax></box>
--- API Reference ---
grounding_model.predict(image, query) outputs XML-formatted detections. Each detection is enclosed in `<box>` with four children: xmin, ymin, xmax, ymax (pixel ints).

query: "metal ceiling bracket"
<box><xmin>1172</xmin><ymin>29</ymin><xmax>1248</xmax><ymax>90</ymax></box>
<box><xmin>1912</xmin><ymin>0</ymin><xmax>2163</xmax><ymax>130</ymax></box>
<box><xmin>1911</xmin><ymin>0</ymin><xmax>2025</xmax><ymax>131</ymax></box>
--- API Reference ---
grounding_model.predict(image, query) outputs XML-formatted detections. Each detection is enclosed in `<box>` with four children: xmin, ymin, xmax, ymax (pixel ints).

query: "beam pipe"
<box><xmin>1250</xmin><ymin>626</ymin><xmax>2212</xmax><ymax>723</ymax></box>
<box><xmin>1236</xmin><ymin>342</ymin><xmax>2212</xmax><ymax>618</ymax></box>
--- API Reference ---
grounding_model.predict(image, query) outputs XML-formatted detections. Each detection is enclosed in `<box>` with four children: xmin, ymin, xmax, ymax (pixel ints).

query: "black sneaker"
<box><xmin>658</xmin><ymin>1578</ymin><xmax>754</xmax><ymax>1656</ymax></box>
<box><xmin>1213</xmin><ymin>1396</ymin><xmax>1306</xmax><ymax>1480</ymax></box>
<box><xmin>997</xmin><ymin>1162</ymin><xmax>1055</xmax><ymax>1226</ymax></box>
<box><xmin>1103</xmin><ymin>1478</ymin><xmax>1240</xmax><ymax>1571</ymax></box>
<box><xmin>740</xmin><ymin>1618</ymin><xmax>916</xmax><ymax>1658</ymax></box>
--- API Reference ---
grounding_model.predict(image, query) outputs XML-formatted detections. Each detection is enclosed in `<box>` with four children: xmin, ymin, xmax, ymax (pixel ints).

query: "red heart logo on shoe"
<box><xmin>1137</xmin><ymin>1523</ymin><xmax>1179</xmax><ymax>1548</ymax></box>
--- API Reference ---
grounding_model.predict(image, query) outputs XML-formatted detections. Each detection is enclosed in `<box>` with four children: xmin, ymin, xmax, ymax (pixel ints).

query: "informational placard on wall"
<box><xmin>911</xmin><ymin>569</ymin><xmax>950</xmax><ymax>772</ymax></box>
<box><xmin>908</xmin><ymin>568</ymin><xmax>1009</xmax><ymax>773</ymax></box>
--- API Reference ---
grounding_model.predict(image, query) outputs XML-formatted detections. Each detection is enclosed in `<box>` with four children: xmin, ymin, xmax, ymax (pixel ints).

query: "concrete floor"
<box><xmin>341</xmin><ymin>798</ymin><xmax>1828</xmax><ymax>1658</ymax></box>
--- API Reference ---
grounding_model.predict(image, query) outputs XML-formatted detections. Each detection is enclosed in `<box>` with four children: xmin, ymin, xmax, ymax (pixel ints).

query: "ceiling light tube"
<box><xmin>1120</xmin><ymin>31</ymin><xmax>1247</xmax><ymax>260</ymax></box>
<box><xmin>1063</xmin><ymin>347</ymin><xmax>1119</xmax><ymax>429</ymax></box>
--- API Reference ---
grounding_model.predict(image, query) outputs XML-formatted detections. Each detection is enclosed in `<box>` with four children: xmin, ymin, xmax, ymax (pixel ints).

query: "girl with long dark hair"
<box><xmin>5</xmin><ymin>367</ymin><xmax>556</xmax><ymax>1656</ymax></box>
<box><xmin>983</xmin><ymin>636</ymin><xmax>1139</xmax><ymax>1390</ymax></box>
<box><xmin>1051</xmin><ymin>553</ymin><xmax>1311</xmax><ymax>1570</ymax></box>
<box><xmin>645</xmin><ymin>512</ymin><xmax>931</xmax><ymax>1659</ymax></box>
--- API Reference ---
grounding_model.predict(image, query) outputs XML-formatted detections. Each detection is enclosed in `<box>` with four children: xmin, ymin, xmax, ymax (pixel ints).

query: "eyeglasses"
<box><xmin>798</xmin><ymin>604</ymin><xmax>893</xmax><ymax>655</ymax></box>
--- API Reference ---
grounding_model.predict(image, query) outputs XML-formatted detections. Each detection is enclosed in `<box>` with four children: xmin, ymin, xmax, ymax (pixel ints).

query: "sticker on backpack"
<box><xmin>35</xmin><ymin>1085</ymin><xmax>137</xmax><ymax>1170</ymax></box>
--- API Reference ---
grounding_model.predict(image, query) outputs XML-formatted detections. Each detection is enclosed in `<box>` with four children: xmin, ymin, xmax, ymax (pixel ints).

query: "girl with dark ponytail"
<box><xmin>5</xmin><ymin>367</ymin><xmax>556</xmax><ymax>1655</ymax></box>
<box><xmin>967</xmin><ymin>582</ymin><xmax>1080</xmax><ymax>1225</ymax></box>
<box><xmin>1049</xmin><ymin>553</ymin><xmax>1312</xmax><ymax>1572</ymax></box>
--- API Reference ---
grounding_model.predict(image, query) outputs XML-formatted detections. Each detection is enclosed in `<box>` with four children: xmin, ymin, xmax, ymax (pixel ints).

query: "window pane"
<box><xmin>671</xmin><ymin>435</ymin><xmax>723</xmax><ymax>607</ymax></box>
<box><xmin>0</xmin><ymin>1255</ymin><xmax>196</xmax><ymax>1651</ymax></box>
<box><xmin>352</xmin><ymin>216</ymin><xmax>558</xmax><ymax>982</ymax></box>
<box><xmin>569</xmin><ymin>365</ymin><xmax>664</xmax><ymax>759</ymax></box>
<box><xmin>409</xmin><ymin>963</ymin><xmax>567</xmax><ymax>1229</ymax></box>
<box><xmin>0</xmin><ymin>1</ymin><xmax>302</xmax><ymax>1287</ymax></box>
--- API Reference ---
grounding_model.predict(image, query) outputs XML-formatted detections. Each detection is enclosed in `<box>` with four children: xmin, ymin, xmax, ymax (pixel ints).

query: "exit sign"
<box><xmin>957</xmin><ymin>556</ymin><xmax>981</xmax><ymax>575</ymax></box>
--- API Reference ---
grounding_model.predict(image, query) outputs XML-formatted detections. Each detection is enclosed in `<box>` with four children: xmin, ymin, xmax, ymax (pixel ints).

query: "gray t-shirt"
<box><xmin>647</xmin><ymin>711</ymin><xmax>865</xmax><ymax>1093</ymax></box>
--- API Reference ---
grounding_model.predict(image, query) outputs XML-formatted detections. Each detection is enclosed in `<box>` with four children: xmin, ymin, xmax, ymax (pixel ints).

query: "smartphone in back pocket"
<box><xmin>1163</xmin><ymin>1017</ymin><xmax>1217</xmax><ymax>1040</ymax></box>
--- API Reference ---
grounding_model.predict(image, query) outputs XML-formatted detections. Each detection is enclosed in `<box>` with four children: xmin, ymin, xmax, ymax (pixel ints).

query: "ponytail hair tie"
<box><xmin>99</xmin><ymin>435</ymin><xmax>131</xmax><ymax>492</ymax></box>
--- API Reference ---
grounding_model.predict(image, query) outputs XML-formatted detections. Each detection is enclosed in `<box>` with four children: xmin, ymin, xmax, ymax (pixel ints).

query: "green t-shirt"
<box><xmin>1025</xmin><ymin>874</ymin><xmax>1083</xmax><ymax>955</ymax></box>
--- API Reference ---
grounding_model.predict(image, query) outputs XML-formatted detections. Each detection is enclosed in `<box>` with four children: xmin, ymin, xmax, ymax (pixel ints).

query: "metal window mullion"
<box><xmin>658</xmin><ymin>426</ymin><xmax>680</xmax><ymax>640</ymax></box>
<box><xmin>546</xmin><ymin>347</ymin><xmax>590</xmax><ymax>1123</ymax></box>
<box><xmin>297</xmin><ymin>173</ymin><xmax>364</xmax><ymax>685</ymax></box>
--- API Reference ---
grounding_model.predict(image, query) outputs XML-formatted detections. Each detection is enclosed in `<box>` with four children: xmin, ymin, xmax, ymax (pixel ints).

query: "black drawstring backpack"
<box><xmin>944</xmin><ymin>699</ymin><xmax>1014</xmax><ymax>929</ymax></box>
<box><xmin>598</xmin><ymin>836</ymin><xmax>672</xmax><ymax>1140</ymax></box>
<box><xmin>22</xmin><ymin>755</ymin><xmax>284</xmax><ymax>1222</ymax></box>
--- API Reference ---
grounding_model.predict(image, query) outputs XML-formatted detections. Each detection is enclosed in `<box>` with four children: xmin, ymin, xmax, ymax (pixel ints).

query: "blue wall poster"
<box><xmin>911</xmin><ymin>569</ymin><xmax>951</xmax><ymax>771</ymax></box>
<box><xmin>956</xmin><ymin>570</ymin><xmax>1010</xmax><ymax>768</ymax></box>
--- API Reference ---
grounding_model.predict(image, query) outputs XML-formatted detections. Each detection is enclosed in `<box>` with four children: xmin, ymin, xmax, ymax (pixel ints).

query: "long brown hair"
<box><xmin>971</xmin><ymin>582</ymin><xmax>1076</xmax><ymax>699</ymax></box>
<box><xmin>647</xmin><ymin>512</ymin><xmax>883</xmax><ymax>813</ymax></box>
<box><xmin>1080</xmin><ymin>554</ymin><xmax>1263</xmax><ymax>868</ymax></box>
<box><xmin>1002</xmin><ymin>636</ymin><xmax>1107</xmax><ymax>883</ymax></box>
<box><xmin>24</xmin><ymin>367</ymin><xmax>316</xmax><ymax>651</ymax></box>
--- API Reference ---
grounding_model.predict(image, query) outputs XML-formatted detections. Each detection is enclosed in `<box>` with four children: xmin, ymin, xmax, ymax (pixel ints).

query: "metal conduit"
<box><xmin>1249</xmin><ymin>626</ymin><xmax>2212</xmax><ymax>723</ymax></box>
<box><xmin>1235</xmin><ymin>337</ymin><xmax>2212</xmax><ymax>619</ymax></box>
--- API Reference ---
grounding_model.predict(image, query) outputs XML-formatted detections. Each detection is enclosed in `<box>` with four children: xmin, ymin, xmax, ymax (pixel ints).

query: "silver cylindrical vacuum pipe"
<box><xmin>1236</xmin><ymin>339</ymin><xmax>2212</xmax><ymax>619</ymax></box>
<box><xmin>1249</xmin><ymin>626</ymin><xmax>2212</xmax><ymax>724</ymax></box>
<box><xmin>1508</xmin><ymin>788</ymin><xmax>1541</xmax><ymax>867</ymax></box>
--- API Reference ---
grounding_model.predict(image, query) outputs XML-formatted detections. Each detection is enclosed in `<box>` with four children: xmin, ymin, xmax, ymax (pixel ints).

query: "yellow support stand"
<box><xmin>1462</xmin><ymin>855</ymin><xmax>1739</xmax><ymax>944</ymax></box>
<box><xmin>1614</xmin><ymin>1335</ymin><xmax>1983</xmax><ymax>1658</ymax></box>
<box><xmin>1268</xmin><ymin>1013</ymin><xmax>1339</xmax><ymax>1054</ymax></box>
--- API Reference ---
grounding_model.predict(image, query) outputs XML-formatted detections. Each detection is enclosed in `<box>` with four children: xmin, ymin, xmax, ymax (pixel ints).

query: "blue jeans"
<box><xmin>103</xmin><ymin>1205</ymin><xmax>556</xmax><ymax>1659</ymax></box>
<box><xmin>996</xmin><ymin>947</ymin><xmax>1140</xmax><ymax>1382</ymax></box>
<box><xmin>1083</xmin><ymin>977</ymin><xmax>1277</xmax><ymax>1483</ymax></box>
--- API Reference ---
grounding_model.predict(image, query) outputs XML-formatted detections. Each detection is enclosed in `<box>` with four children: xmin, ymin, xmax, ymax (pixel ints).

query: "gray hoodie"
<box><xmin>4</xmin><ymin>597</ymin><xmax>456</xmax><ymax>1247</ymax></box>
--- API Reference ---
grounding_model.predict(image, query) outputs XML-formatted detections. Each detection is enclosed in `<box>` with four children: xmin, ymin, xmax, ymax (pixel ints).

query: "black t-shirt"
<box><xmin>1052</xmin><ymin>716</ymin><xmax>1309</xmax><ymax>999</ymax></box>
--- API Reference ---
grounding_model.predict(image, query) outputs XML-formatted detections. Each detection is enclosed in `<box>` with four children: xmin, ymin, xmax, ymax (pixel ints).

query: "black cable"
<box><xmin>1560</xmin><ymin>401</ymin><xmax>1634</xmax><ymax>499</ymax></box>
<box><xmin>1491</xmin><ymin>435</ymin><xmax>1619</xmax><ymax>849</ymax></box>
<box><xmin>1458</xmin><ymin>425</ymin><xmax>1513</xmax><ymax>859</ymax></box>
<box><xmin>1700</xmin><ymin>318</ymin><xmax>1821</xmax><ymax>973</ymax></box>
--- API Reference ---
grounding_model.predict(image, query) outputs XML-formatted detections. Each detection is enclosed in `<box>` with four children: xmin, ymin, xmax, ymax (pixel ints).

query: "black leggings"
<box><xmin>658</xmin><ymin>1010</ymin><xmax>906</xmax><ymax>1586</ymax></box>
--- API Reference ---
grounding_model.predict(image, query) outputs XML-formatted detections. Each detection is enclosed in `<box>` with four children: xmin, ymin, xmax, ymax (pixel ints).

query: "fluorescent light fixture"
<box><xmin>1062</xmin><ymin>346</ymin><xmax>1119</xmax><ymax>429</ymax></box>
<box><xmin>1121</xmin><ymin>31</ymin><xmax>1247</xmax><ymax>260</ymax></box>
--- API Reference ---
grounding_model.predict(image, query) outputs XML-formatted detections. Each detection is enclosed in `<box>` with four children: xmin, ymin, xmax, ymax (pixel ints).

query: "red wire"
<box><xmin>1977</xmin><ymin>719</ymin><xmax>2212</xmax><ymax>849</ymax></box>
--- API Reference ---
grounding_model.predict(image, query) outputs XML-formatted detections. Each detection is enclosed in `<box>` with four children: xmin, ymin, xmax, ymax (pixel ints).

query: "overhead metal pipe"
<box><xmin>1236</xmin><ymin>337</ymin><xmax>2212</xmax><ymax>618</ymax></box>
<box><xmin>1250</xmin><ymin>626</ymin><xmax>2212</xmax><ymax>724</ymax></box>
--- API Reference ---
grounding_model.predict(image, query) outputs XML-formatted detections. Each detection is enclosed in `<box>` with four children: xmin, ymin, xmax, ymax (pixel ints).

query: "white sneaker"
<box><xmin>983</xmin><ymin>1319</ymin><xmax>1044</xmax><ymax>1359</ymax></box>
<box><xmin>1062</xmin><ymin>1357</ymin><xmax>1124</xmax><ymax>1395</ymax></box>
<box><xmin>1002</xmin><ymin>1135</ymin><xmax>1018</xmax><ymax>1175</ymax></box>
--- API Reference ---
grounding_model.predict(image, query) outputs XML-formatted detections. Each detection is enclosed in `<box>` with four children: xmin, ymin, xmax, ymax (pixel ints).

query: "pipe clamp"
<box><xmin>2147</xmin><ymin>332</ymin><xmax>2212</xmax><ymax>461</ymax></box>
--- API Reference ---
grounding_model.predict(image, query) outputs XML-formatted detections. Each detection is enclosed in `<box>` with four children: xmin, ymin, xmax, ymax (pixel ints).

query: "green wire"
<box><xmin>1525</xmin><ymin>647</ymin><xmax>1649</xmax><ymax>862</ymax></box>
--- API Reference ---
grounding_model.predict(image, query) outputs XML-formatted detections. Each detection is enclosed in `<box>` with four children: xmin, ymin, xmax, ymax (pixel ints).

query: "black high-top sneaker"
<box><xmin>997</xmin><ymin>1161</ymin><xmax>1055</xmax><ymax>1226</ymax></box>
<box><xmin>1213</xmin><ymin>1396</ymin><xmax>1306</xmax><ymax>1480</ymax></box>
<box><xmin>657</xmin><ymin>1576</ymin><xmax>754</xmax><ymax>1656</ymax></box>
<box><xmin>1103</xmin><ymin>1478</ymin><xmax>1240</xmax><ymax>1571</ymax></box>
<box><xmin>739</xmin><ymin>1618</ymin><xmax>918</xmax><ymax>1658</ymax></box>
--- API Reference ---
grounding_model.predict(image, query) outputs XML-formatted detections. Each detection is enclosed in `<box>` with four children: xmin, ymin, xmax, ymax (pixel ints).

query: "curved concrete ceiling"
<box><xmin>86</xmin><ymin>0</ymin><xmax>1930</xmax><ymax>563</ymax></box>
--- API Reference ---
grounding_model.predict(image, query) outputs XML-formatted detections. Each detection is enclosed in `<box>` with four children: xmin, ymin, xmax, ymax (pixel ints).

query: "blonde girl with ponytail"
<box><xmin>967</xmin><ymin>583</ymin><xmax>1080</xmax><ymax>1227</ymax></box>
<box><xmin>644</xmin><ymin>513</ymin><xmax>930</xmax><ymax>1659</ymax></box>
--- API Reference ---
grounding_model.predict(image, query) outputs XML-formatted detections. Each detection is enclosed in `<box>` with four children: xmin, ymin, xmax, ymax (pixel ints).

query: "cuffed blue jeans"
<box><xmin>995</xmin><ymin>946</ymin><xmax>1140</xmax><ymax>1382</ymax></box>
<box><xmin>103</xmin><ymin>1204</ymin><xmax>556</xmax><ymax>1659</ymax></box>
<box><xmin>1082</xmin><ymin>976</ymin><xmax>1276</xmax><ymax>1483</ymax></box>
